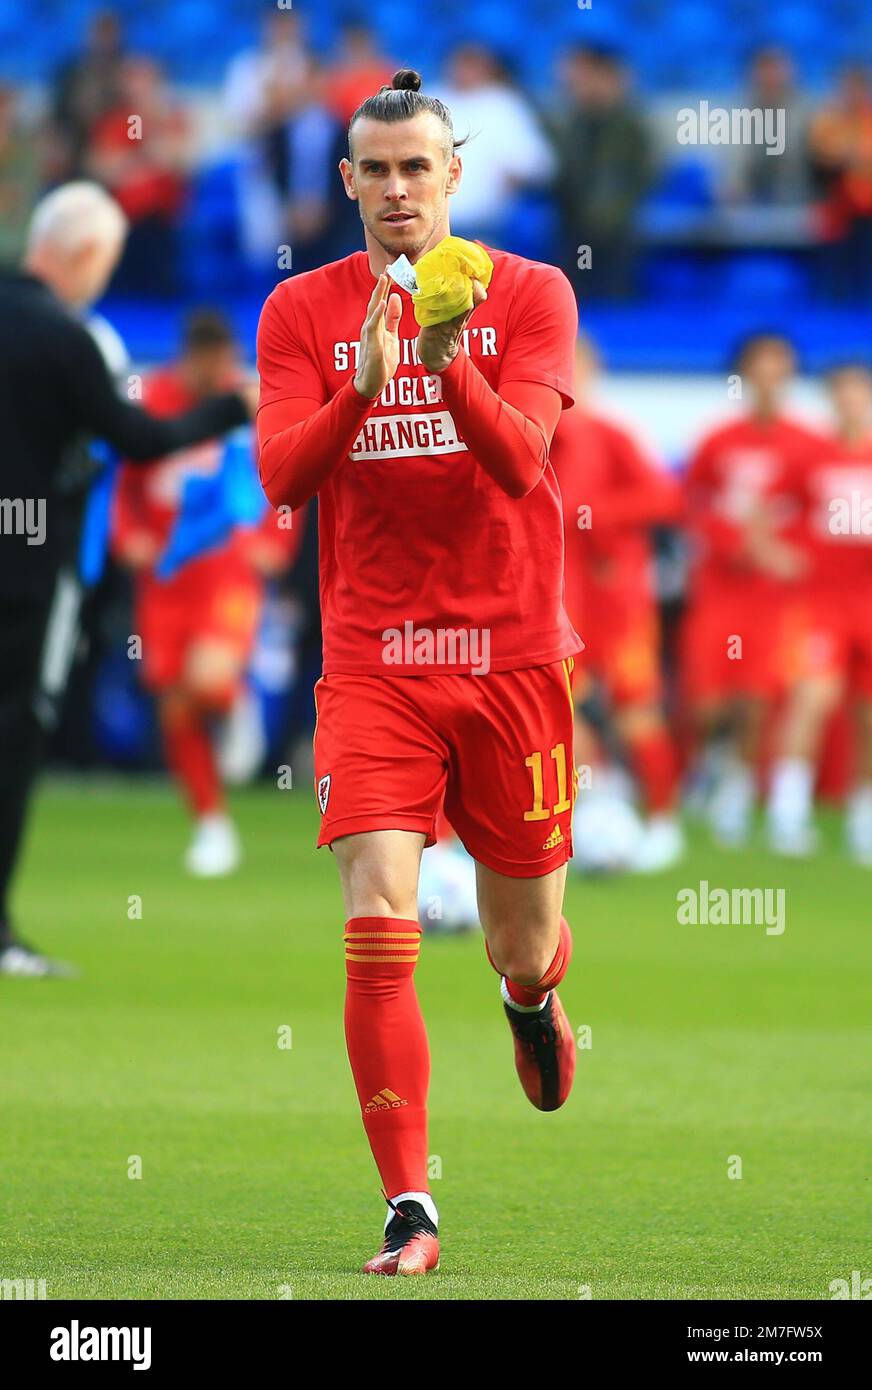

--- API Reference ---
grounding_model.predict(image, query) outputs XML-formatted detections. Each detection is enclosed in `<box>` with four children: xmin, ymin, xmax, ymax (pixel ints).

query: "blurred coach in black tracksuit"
<box><xmin>0</xmin><ymin>181</ymin><xmax>250</xmax><ymax>975</ymax></box>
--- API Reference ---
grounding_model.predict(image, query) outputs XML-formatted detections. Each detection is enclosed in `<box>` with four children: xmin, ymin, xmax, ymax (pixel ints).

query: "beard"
<box><xmin>359</xmin><ymin>205</ymin><xmax>440</xmax><ymax>263</ymax></box>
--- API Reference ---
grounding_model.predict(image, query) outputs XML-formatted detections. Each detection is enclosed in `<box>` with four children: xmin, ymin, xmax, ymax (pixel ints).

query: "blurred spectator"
<box><xmin>326</xmin><ymin>22</ymin><xmax>393</xmax><ymax>126</ymax></box>
<box><xmin>279</xmin><ymin>64</ymin><xmax>346</xmax><ymax>274</ymax></box>
<box><xmin>434</xmin><ymin>43</ymin><xmax>554</xmax><ymax>246</ymax></box>
<box><xmin>49</xmin><ymin>9</ymin><xmax>125</xmax><ymax>181</ymax></box>
<box><xmin>223</xmin><ymin>11</ymin><xmax>313</xmax><ymax>277</ymax></box>
<box><xmin>732</xmin><ymin>47</ymin><xmax>810</xmax><ymax>206</ymax></box>
<box><xmin>87</xmin><ymin>58</ymin><xmax>190</xmax><ymax>296</ymax></box>
<box><xmin>223</xmin><ymin>10</ymin><xmax>309</xmax><ymax>135</ymax></box>
<box><xmin>0</xmin><ymin>86</ymin><xmax>40</xmax><ymax>266</ymax></box>
<box><xmin>809</xmin><ymin>64</ymin><xmax>872</xmax><ymax>301</ymax></box>
<box><xmin>552</xmin><ymin>43</ymin><xmax>652</xmax><ymax>301</ymax></box>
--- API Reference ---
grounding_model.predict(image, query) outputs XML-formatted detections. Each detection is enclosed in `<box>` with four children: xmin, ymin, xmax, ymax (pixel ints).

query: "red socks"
<box><xmin>490</xmin><ymin>915</ymin><xmax>573</xmax><ymax>1007</ymax></box>
<box><xmin>627</xmin><ymin>727</ymin><xmax>679</xmax><ymax>814</ymax></box>
<box><xmin>343</xmin><ymin>912</ymin><xmax>573</xmax><ymax>1195</ymax></box>
<box><xmin>160</xmin><ymin>702</ymin><xmax>223</xmax><ymax>817</ymax></box>
<box><xmin>344</xmin><ymin>917</ymin><xmax>430</xmax><ymax>1198</ymax></box>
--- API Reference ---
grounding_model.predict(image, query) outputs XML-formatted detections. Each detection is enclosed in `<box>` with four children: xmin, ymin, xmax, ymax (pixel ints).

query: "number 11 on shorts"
<box><xmin>524</xmin><ymin>744</ymin><xmax>572</xmax><ymax>821</ymax></box>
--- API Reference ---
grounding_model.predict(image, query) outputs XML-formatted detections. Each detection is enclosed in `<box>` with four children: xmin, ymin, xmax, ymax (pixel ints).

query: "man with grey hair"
<box><xmin>0</xmin><ymin>181</ymin><xmax>251</xmax><ymax>976</ymax></box>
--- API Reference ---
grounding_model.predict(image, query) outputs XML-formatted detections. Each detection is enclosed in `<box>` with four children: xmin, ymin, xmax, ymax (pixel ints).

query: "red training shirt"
<box><xmin>790</xmin><ymin>431</ymin><xmax>872</xmax><ymax>590</ymax></box>
<box><xmin>551</xmin><ymin>405</ymin><xmax>682</xmax><ymax>625</ymax></box>
<box><xmin>256</xmin><ymin>246</ymin><xmax>581</xmax><ymax>676</ymax></box>
<box><xmin>684</xmin><ymin>414</ymin><xmax>823</xmax><ymax>600</ymax></box>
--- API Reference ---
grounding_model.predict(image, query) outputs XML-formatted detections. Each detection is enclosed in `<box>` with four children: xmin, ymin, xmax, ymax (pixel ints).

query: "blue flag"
<box><xmin>156</xmin><ymin>427</ymin><xmax>266</xmax><ymax>580</ymax></box>
<box><xmin>78</xmin><ymin>440</ymin><xmax>119</xmax><ymax>586</ymax></box>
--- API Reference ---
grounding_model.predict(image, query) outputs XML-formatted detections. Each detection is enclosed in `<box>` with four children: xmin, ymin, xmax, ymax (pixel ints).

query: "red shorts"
<box><xmin>681</xmin><ymin>584</ymin><xmax>801</xmax><ymax>703</ymax></box>
<box><xmin>135</xmin><ymin>553</ymin><xmax>262</xmax><ymax>692</ymax></box>
<box><xmin>796</xmin><ymin>587</ymin><xmax>872</xmax><ymax>696</ymax></box>
<box><xmin>575</xmin><ymin>591</ymin><xmax>662</xmax><ymax>706</ymax></box>
<box><xmin>313</xmin><ymin>658</ymin><xmax>577</xmax><ymax>878</ymax></box>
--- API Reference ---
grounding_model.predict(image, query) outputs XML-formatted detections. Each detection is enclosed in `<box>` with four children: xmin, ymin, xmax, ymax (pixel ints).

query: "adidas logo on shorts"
<box><xmin>542</xmin><ymin>823</ymin><xmax>564</xmax><ymax>851</ymax></box>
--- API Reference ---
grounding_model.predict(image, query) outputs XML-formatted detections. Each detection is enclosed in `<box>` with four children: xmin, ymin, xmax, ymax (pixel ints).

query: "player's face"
<box><xmin>340</xmin><ymin>113</ymin><xmax>461</xmax><ymax>262</ymax></box>
<box><xmin>830</xmin><ymin>369</ymin><xmax>872</xmax><ymax>432</ymax></box>
<box><xmin>743</xmin><ymin>342</ymin><xmax>794</xmax><ymax>405</ymax></box>
<box><xmin>184</xmin><ymin>344</ymin><xmax>238</xmax><ymax>396</ymax></box>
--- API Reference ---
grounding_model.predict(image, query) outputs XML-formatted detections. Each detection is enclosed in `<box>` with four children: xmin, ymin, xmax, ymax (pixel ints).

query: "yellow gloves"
<box><xmin>411</xmin><ymin>236</ymin><xmax>494</xmax><ymax>327</ymax></box>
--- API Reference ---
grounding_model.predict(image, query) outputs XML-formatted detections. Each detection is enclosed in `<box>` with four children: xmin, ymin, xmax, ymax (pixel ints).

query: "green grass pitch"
<box><xmin>1</xmin><ymin>780</ymin><xmax>869</xmax><ymax>1300</ymax></box>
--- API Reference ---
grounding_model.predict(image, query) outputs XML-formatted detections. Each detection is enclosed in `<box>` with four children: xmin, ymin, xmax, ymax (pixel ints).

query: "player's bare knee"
<box><xmin>489</xmin><ymin>937</ymin><xmax>555</xmax><ymax>985</ymax></box>
<box><xmin>352</xmin><ymin>885</ymin><xmax>416</xmax><ymax>920</ymax></box>
<box><xmin>501</xmin><ymin>955</ymin><xmax>552</xmax><ymax>987</ymax></box>
<box><xmin>334</xmin><ymin>831</ymin><xmax>424</xmax><ymax>922</ymax></box>
<box><xmin>184</xmin><ymin>644</ymin><xmax>241</xmax><ymax>708</ymax></box>
<box><xmin>188</xmin><ymin>677</ymin><xmax>235</xmax><ymax>713</ymax></box>
<box><xmin>336</xmin><ymin>859</ymin><xmax>415</xmax><ymax>920</ymax></box>
<box><xmin>617</xmin><ymin>701</ymin><xmax>661</xmax><ymax>740</ymax></box>
<box><xmin>803</xmin><ymin>677</ymin><xmax>841</xmax><ymax>720</ymax></box>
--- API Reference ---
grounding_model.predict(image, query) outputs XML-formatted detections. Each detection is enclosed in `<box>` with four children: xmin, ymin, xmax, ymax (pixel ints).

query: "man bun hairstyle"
<box><xmin>348</xmin><ymin>68</ymin><xmax>466</xmax><ymax>157</ymax></box>
<box><xmin>391</xmin><ymin>68</ymin><xmax>423</xmax><ymax>92</ymax></box>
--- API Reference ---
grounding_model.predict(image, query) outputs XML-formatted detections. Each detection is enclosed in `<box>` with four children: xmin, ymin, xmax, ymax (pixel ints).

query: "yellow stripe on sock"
<box><xmin>344</xmin><ymin>950</ymin><xmax>420</xmax><ymax>961</ymax></box>
<box><xmin>345</xmin><ymin>953</ymin><xmax>421</xmax><ymax>964</ymax></box>
<box><xmin>343</xmin><ymin>932</ymin><xmax>421</xmax><ymax>940</ymax></box>
<box><xmin>345</xmin><ymin>940</ymin><xmax>420</xmax><ymax>950</ymax></box>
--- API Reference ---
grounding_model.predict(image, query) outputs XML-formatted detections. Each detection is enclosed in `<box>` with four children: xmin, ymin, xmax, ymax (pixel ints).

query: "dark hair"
<box><xmin>348</xmin><ymin>68</ymin><xmax>465</xmax><ymax>157</ymax></box>
<box><xmin>730</xmin><ymin>331</ymin><xmax>796</xmax><ymax>373</ymax></box>
<box><xmin>184</xmin><ymin>308</ymin><xmax>235</xmax><ymax>353</ymax></box>
<box><xmin>825</xmin><ymin>358</ymin><xmax>872</xmax><ymax>380</ymax></box>
<box><xmin>568</xmin><ymin>41</ymin><xmax>624</xmax><ymax>70</ymax></box>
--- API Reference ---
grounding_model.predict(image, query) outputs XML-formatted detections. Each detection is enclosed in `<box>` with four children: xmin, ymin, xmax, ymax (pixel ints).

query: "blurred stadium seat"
<box><xmin>0</xmin><ymin>0</ymin><xmax>866</xmax><ymax>89</ymax></box>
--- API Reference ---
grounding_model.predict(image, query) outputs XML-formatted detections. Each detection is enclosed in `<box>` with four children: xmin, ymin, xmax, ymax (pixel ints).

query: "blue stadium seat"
<box><xmin>640</xmin><ymin>252</ymin><xmax>714</xmax><ymax>302</ymax></box>
<box><xmin>178</xmin><ymin>159</ymin><xmax>244</xmax><ymax>295</ymax></box>
<box><xmin>501</xmin><ymin>190</ymin><xmax>559</xmax><ymax>265</ymax></box>
<box><xmin>644</xmin><ymin>160</ymin><xmax>716</xmax><ymax>212</ymax></box>
<box><xmin>720</xmin><ymin>253</ymin><xmax>810</xmax><ymax>303</ymax></box>
<box><xmin>0</xmin><ymin>0</ymin><xmax>865</xmax><ymax>88</ymax></box>
<box><xmin>751</xmin><ymin>6</ymin><xmax>836</xmax><ymax>56</ymax></box>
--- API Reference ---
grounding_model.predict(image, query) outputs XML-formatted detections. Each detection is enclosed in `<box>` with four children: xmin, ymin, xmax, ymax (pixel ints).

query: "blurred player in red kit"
<box><xmin>256</xmin><ymin>70</ymin><xmax>580</xmax><ymax>1274</ymax></box>
<box><xmin>682</xmin><ymin>334</ymin><xmax>821</xmax><ymax>846</ymax></box>
<box><xmin>552</xmin><ymin>336</ymin><xmax>685</xmax><ymax>872</ymax></box>
<box><xmin>766</xmin><ymin>363</ymin><xmax>872</xmax><ymax>861</ymax></box>
<box><xmin>114</xmin><ymin>311</ymin><xmax>297</xmax><ymax>875</ymax></box>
